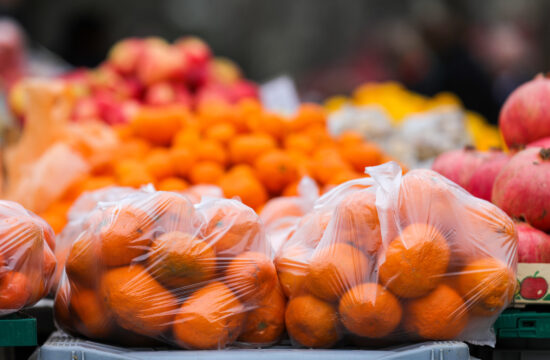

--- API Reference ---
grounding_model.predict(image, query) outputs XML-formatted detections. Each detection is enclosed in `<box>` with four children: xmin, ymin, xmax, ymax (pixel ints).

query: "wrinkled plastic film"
<box><xmin>54</xmin><ymin>190</ymin><xmax>282</xmax><ymax>349</ymax></box>
<box><xmin>276</xmin><ymin>162</ymin><xmax>517</xmax><ymax>347</ymax></box>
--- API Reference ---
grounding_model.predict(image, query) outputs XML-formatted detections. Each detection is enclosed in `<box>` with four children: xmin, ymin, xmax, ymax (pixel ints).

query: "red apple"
<box><xmin>107</xmin><ymin>38</ymin><xmax>144</xmax><ymax>75</ymax></box>
<box><xmin>94</xmin><ymin>93</ymin><xmax>127</xmax><ymax>125</ymax></box>
<box><xmin>520</xmin><ymin>271</ymin><xmax>548</xmax><ymax>300</ymax></box>
<box><xmin>136</xmin><ymin>40</ymin><xmax>187</xmax><ymax>86</ymax></box>
<box><xmin>144</xmin><ymin>82</ymin><xmax>192</xmax><ymax>108</ymax></box>
<box><xmin>175</xmin><ymin>36</ymin><xmax>211</xmax><ymax>88</ymax></box>
<box><xmin>209</xmin><ymin>57</ymin><xmax>242</xmax><ymax>85</ymax></box>
<box><xmin>227</xmin><ymin>80</ymin><xmax>259</xmax><ymax>102</ymax></box>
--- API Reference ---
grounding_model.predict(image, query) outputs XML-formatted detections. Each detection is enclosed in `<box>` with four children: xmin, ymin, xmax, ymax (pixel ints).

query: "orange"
<box><xmin>335</xmin><ymin>190</ymin><xmax>381</xmax><ymax>254</ymax></box>
<box><xmin>112</xmin><ymin>138</ymin><xmax>151</xmax><ymax>162</ymax></box>
<box><xmin>100</xmin><ymin>265</ymin><xmax>178</xmax><ymax>337</ymax></box>
<box><xmin>189</xmin><ymin>161</ymin><xmax>224</xmax><ymax>185</ymax></box>
<box><xmin>98</xmin><ymin>205</ymin><xmax>154</xmax><ymax>267</ymax></box>
<box><xmin>289</xmin><ymin>103</ymin><xmax>326</xmax><ymax>132</ymax></box>
<box><xmin>338</xmin><ymin>131</ymin><xmax>363</xmax><ymax>146</ymax></box>
<box><xmin>238</xmin><ymin>283</ymin><xmax>286</xmax><ymax>345</ymax></box>
<box><xmin>148</xmin><ymin>191</ymin><xmax>197</xmax><ymax>232</ymax></box>
<box><xmin>0</xmin><ymin>271</ymin><xmax>30</xmax><ymax>311</ymax></box>
<box><xmin>114</xmin><ymin>159</ymin><xmax>155</xmax><ymax>188</ymax></box>
<box><xmin>287</xmin><ymin>150</ymin><xmax>313</xmax><ymax>177</ymax></box>
<box><xmin>170</xmin><ymin>147</ymin><xmax>196</xmax><ymax>177</ymax></box>
<box><xmin>39</xmin><ymin>205</ymin><xmax>70</xmax><ymax>234</ymax></box>
<box><xmin>228</xmin><ymin>133</ymin><xmax>276</xmax><ymax>165</ymax></box>
<box><xmin>327</xmin><ymin>170</ymin><xmax>361</xmax><ymax>185</ymax></box>
<box><xmin>282</xmin><ymin>181</ymin><xmax>300</xmax><ymax>196</ymax></box>
<box><xmin>0</xmin><ymin>216</ymin><xmax>43</xmax><ymax>260</ymax></box>
<box><xmin>219</xmin><ymin>169</ymin><xmax>268</xmax><ymax>210</ymax></box>
<box><xmin>339</xmin><ymin>142</ymin><xmax>384</xmax><ymax>173</ymax></box>
<box><xmin>456</xmin><ymin>257</ymin><xmax>516</xmax><ymax>316</ymax></box>
<box><xmin>403</xmin><ymin>284</ymin><xmax>468</xmax><ymax>339</ymax></box>
<box><xmin>145</xmin><ymin>148</ymin><xmax>175</xmax><ymax>180</ymax></box>
<box><xmin>195</xmin><ymin>139</ymin><xmax>228</xmax><ymax>166</ymax></box>
<box><xmin>131</xmin><ymin>105</ymin><xmax>186</xmax><ymax>145</ymax></box>
<box><xmin>205</xmin><ymin>122</ymin><xmax>236</xmax><ymax>145</ymax></box>
<box><xmin>295</xmin><ymin>211</ymin><xmax>332</xmax><ymax>248</ymax></box>
<box><xmin>285</xmin><ymin>295</ymin><xmax>340</xmax><ymax>348</ymax></box>
<box><xmin>64</xmin><ymin>176</ymin><xmax>116</xmax><ymax>202</ymax></box>
<box><xmin>260</xmin><ymin>197</ymin><xmax>305</xmax><ymax>227</ymax></box>
<box><xmin>255</xmin><ymin>112</ymin><xmax>287</xmax><ymax>140</ymax></box>
<box><xmin>274</xmin><ymin>244</ymin><xmax>312</xmax><ymax>298</ymax></box>
<box><xmin>225</xmin><ymin>251</ymin><xmax>277</xmax><ymax>302</ymax></box>
<box><xmin>113</xmin><ymin>124</ymin><xmax>134</xmax><ymax>140</ymax></box>
<box><xmin>311</xmin><ymin>148</ymin><xmax>352</xmax><ymax>184</ymax></box>
<box><xmin>339</xmin><ymin>283</ymin><xmax>402</xmax><ymax>338</ymax></box>
<box><xmin>157</xmin><ymin>177</ymin><xmax>189</xmax><ymax>191</ymax></box>
<box><xmin>306</xmin><ymin>243</ymin><xmax>369</xmax><ymax>302</ymax></box>
<box><xmin>173</xmin><ymin>281</ymin><xmax>245</xmax><ymax>349</ymax></box>
<box><xmin>255</xmin><ymin>150</ymin><xmax>299</xmax><ymax>194</ymax></box>
<box><xmin>284</xmin><ymin>133</ymin><xmax>315</xmax><ymax>155</ymax></box>
<box><xmin>147</xmin><ymin>231</ymin><xmax>216</xmax><ymax>289</ymax></box>
<box><xmin>66</xmin><ymin>232</ymin><xmax>102</xmax><ymax>287</ymax></box>
<box><xmin>173</xmin><ymin>126</ymin><xmax>201</xmax><ymax>149</ymax></box>
<box><xmin>27</xmin><ymin>246</ymin><xmax>57</xmax><ymax>303</ymax></box>
<box><xmin>201</xmin><ymin>202</ymin><xmax>262</xmax><ymax>257</ymax></box>
<box><xmin>71</xmin><ymin>288</ymin><xmax>114</xmax><ymax>339</ymax></box>
<box><xmin>379</xmin><ymin>223</ymin><xmax>450</xmax><ymax>298</ymax></box>
<box><xmin>184</xmin><ymin>184</ymin><xmax>224</xmax><ymax>204</ymax></box>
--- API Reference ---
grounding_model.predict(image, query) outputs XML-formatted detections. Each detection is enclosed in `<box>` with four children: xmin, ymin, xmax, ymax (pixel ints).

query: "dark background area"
<box><xmin>1</xmin><ymin>0</ymin><xmax>549</xmax><ymax>123</ymax></box>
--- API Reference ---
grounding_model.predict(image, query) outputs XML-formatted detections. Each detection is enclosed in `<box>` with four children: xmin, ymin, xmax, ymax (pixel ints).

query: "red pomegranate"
<box><xmin>500</xmin><ymin>74</ymin><xmax>550</xmax><ymax>148</ymax></box>
<box><xmin>431</xmin><ymin>146</ymin><xmax>488</xmax><ymax>189</ymax></box>
<box><xmin>492</xmin><ymin>148</ymin><xmax>550</xmax><ymax>231</ymax></box>
<box><xmin>528</xmin><ymin>137</ymin><xmax>550</xmax><ymax>149</ymax></box>
<box><xmin>466</xmin><ymin>150</ymin><xmax>510</xmax><ymax>202</ymax></box>
<box><xmin>516</xmin><ymin>222</ymin><xmax>550</xmax><ymax>263</ymax></box>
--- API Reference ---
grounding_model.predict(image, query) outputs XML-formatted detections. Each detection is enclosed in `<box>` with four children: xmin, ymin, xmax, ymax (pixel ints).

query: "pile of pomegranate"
<box><xmin>433</xmin><ymin>74</ymin><xmax>550</xmax><ymax>264</ymax></box>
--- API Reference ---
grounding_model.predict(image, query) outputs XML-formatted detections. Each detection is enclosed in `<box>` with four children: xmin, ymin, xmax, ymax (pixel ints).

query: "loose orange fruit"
<box><xmin>157</xmin><ymin>177</ymin><xmax>189</xmax><ymax>191</ymax></box>
<box><xmin>170</xmin><ymin>147</ymin><xmax>196</xmax><ymax>177</ymax></box>
<box><xmin>228</xmin><ymin>133</ymin><xmax>276</xmax><ymax>165</ymax></box>
<box><xmin>255</xmin><ymin>150</ymin><xmax>299</xmax><ymax>194</ymax></box>
<box><xmin>145</xmin><ymin>148</ymin><xmax>175</xmax><ymax>180</ymax></box>
<box><xmin>189</xmin><ymin>161</ymin><xmax>225</xmax><ymax>185</ymax></box>
<box><xmin>219</xmin><ymin>169</ymin><xmax>267</xmax><ymax>210</ymax></box>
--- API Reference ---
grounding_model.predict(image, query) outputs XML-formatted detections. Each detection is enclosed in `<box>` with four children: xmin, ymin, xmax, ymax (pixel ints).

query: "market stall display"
<box><xmin>275</xmin><ymin>162</ymin><xmax>517</xmax><ymax>347</ymax></box>
<box><xmin>325</xmin><ymin>82</ymin><xmax>502</xmax><ymax>168</ymax></box>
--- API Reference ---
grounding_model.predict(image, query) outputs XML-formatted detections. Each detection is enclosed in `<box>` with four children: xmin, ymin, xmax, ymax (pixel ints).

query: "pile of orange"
<box><xmin>0</xmin><ymin>200</ymin><xmax>56</xmax><ymax>315</ymax></box>
<box><xmin>275</xmin><ymin>166</ymin><xmax>517</xmax><ymax>348</ymax></box>
<box><xmin>39</xmin><ymin>100</ymin><xmax>400</xmax><ymax>236</ymax></box>
<box><xmin>55</xmin><ymin>190</ymin><xmax>284</xmax><ymax>349</ymax></box>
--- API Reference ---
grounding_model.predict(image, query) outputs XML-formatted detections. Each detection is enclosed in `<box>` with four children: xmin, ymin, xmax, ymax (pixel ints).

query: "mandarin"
<box><xmin>195</xmin><ymin>139</ymin><xmax>228</xmax><ymax>166</ymax></box>
<box><xmin>71</xmin><ymin>288</ymin><xmax>114</xmax><ymax>339</ymax></box>
<box><xmin>131</xmin><ymin>105</ymin><xmax>186</xmax><ymax>145</ymax></box>
<box><xmin>403</xmin><ymin>284</ymin><xmax>468</xmax><ymax>340</ymax></box>
<box><xmin>225</xmin><ymin>251</ymin><xmax>277</xmax><ymax>302</ymax></box>
<box><xmin>306</xmin><ymin>243</ymin><xmax>369</xmax><ymax>302</ymax></box>
<box><xmin>218</xmin><ymin>170</ymin><xmax>267</xmax><ymax>210</ymax></box>
<box><xmin>457</xmin><ymin>257</ymin><xmax>516</xmax><ymax>316</ymax></box>
<box><xmin>100</xmin><ymin>265</ymin><xmax>178</xmax><ymax>337</ymax></box>
<box><xmin>255</xmin><ymin>150</ymin><xmax>299</xmax><ymax>194</ymax></box>
<box><xmin>339</xmin><ymin>142</ymin><xmax>384</xmax><ymax>173</ymax></box>
<box><xmin>274</xmin><ymin>244</ymin><xmax>312</xmax><ymax>298</ymax></box>
<box><xmin>145</xmin><ymin>148</ymin><xmax>175</xmax><ymax>180</ymax></box>
<box><xmin>204</xmin><ymin>123</ymin><xmax>237</xmax><ymax>145</ymax></box>
<box><xmin>189</xmin><ymin>161</ymin><xmax>225</xmax><ymax>185</ymax></box>
<box><xmin>157</xmin><ymin>177</ymin><xmax>189</xmax><ymax>191</ymax></box>
<box><xmin>379</xmin><ymin>223</ymin><xmax>450</xmax><ymax>298</ymax></box>
<box><xmin>238</xmin><ymin>283</ymin><xmax>286</xmax><ymax>345</ymax></box>
<box><xmin>147</xmin><ymin>231</ymin><xmax>216</xmax><ymax>289</ymax></box>
<box><xmin>284</xmin><ymin>133</ymin><xmax>315</xmax><ymax>155</ymax></box>
<box><xmin>285</xmin><ymin>295</ymin><xmax>340</xmax><ymax>348</ymax></box>
<box><xmin>170</xmin><ymin>147</ymin><xmax>196</xmax><ymax>177</ymax></box>
<box><xmin>98</xmin><ymin>205</ymin><xmax>154</xmax><ymax>267</ymax></box>
<box><xmin>66</xmin><ymin>232</ymin><xmax>102</xmax><ymax>287</ymax></box>
<box><xmin>339</xmin><ymin>283</ymin><xmax>402</xmax><ymax>338</ymax></box>
<box><xmin>228</xmin><ymin>134</ymin><xmax>276</xmax><ymax>165</ymax></box>
<box><xmin>0</xmin><ymin>271</ymin><xmax>30</xmax><ymax>311</ymax></box>
<box><xmin>173</xmin><ymin>281</ymin><xmax>245</xmax><ymax>349</ymax></box>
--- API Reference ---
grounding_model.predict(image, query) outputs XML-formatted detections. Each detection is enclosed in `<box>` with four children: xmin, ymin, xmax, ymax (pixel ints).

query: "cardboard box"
<box><xmin>514</xmin><ymin>263</ymin><xmax>550</xmax><ymax>305</ymax></box>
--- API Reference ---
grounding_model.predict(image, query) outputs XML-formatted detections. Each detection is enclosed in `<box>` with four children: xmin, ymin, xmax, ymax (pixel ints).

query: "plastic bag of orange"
<box><xmin>54</xmin><ymin>190</ymin><xmax>283</xmax><ymax>349</ymax></box>
<box><xmin>0</xmin><ymin>200</ymin><xmax>57</xmax><ymax>315</ymax></box>
<box><xmin>275</xmin><ymin>162</ymin><xmax>517</xmax><ymax>348</ymax></box>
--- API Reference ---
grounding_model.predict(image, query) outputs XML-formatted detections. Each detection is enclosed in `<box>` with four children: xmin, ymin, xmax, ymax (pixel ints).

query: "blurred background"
<box><xmin>1</xmin><ymin>0</ymin><xmax>548</xmax><ymax>123</ymax></box>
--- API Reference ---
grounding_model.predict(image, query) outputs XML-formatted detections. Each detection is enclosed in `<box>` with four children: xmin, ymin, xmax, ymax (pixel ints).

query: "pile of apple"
<box><xmin>433</xmin><ymin>74</ymin><xmax>550</xmax><ymax>265</ymax></box>
<box><xmin>9</xmin><ymin>37</ymin><xmax>259</xmax><ymax>124</ymax></box>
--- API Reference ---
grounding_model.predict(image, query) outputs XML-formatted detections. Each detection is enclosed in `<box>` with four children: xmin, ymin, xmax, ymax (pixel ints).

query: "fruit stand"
<box><xmin>0</xmin><ymin>12</ymin><xmax>550</xmax><ymax>359</ymax></box>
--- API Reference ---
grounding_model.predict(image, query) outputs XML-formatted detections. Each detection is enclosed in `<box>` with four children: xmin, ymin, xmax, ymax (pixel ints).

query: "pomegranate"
<box><xmin>431</xmin><ymin>146</ymin><xmax>488</xmax><ymax>189</ymax></box>
<box><xmin>528</xmin><ymin>137</ymin><xmax>550</xmax><ymax>148</ymax></box>
<box><xmin>500</xmin><ymin>74</ymin><xmax>550</xmax><ymax>148</ymax></box>
<box><xmin>492</xmin><ymin>148</ymin><xmax>550</xmax><ymax>231</ymax></box>
<box><xmin>466</xmin><ymin>150</ymin><xmax>510</xmax><ymax>202</ymax></box>
<box><xmin>516</xmin><ymin>222</ymin><xmax>550</xmax><ymax>263</ymax></box>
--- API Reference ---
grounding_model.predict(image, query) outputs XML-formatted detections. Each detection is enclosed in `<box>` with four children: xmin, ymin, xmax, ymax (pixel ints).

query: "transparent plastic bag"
<box><xmin>0</xmin><ymin>200</ymin><xmax>56</xmax><ymax>315</ymax></box>
<box><xmin>260</xmin><ymin>177</ymin><xmax>319</xmax><ymax>254</ymax></box>
<box><xmin>54</xmin><ymin>190</ymin><xmax>283</xmax><ymax>349</ymax></box>
<box><xmin>276</xmin><ymin>162</ymin><xmax>517</xmax><ymax>348</ymax></box>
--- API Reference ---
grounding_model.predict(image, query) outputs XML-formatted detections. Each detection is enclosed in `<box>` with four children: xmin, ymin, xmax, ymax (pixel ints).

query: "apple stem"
<box><xmin>540</xmin><ymin>149</ymin><xmax>550</xmax><ymax>160</ymax></box>
<box><xmin>534</xmin><ymin>271</ymin><xmax>540</xmax><ymax>278</ymax></box>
